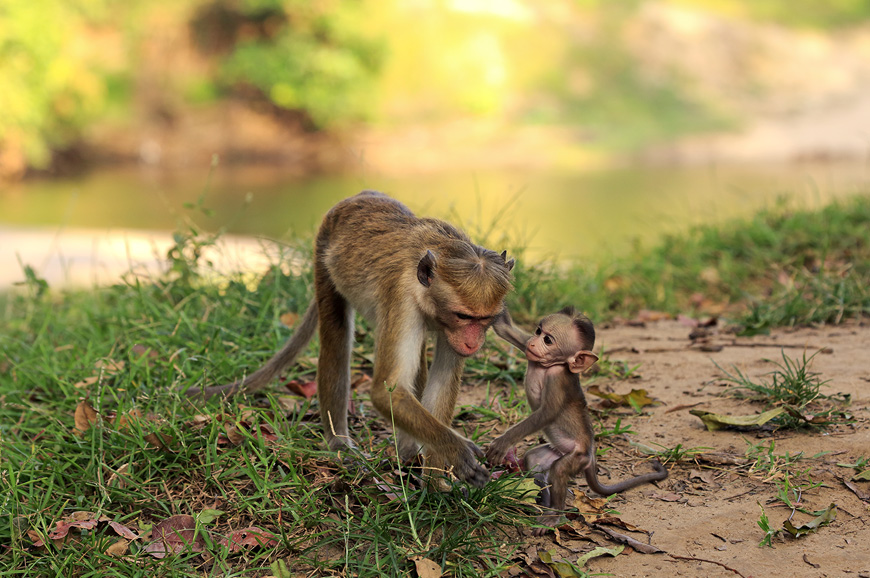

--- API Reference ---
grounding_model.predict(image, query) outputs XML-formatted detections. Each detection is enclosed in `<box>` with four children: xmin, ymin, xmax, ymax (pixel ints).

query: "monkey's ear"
<box><xmin>500</xmin><ymin>251</ymin><xmax>516</xmax><ymax>271</ymax></box>
<box><xmin>567</xmin><ymin>351</ymin><xmax>598</xmax><ymax>374</ymax></box>
<box><xmin>417</xmin><ymin>250</ymin><xmax>436</xmax><ymax>287</ymax></box>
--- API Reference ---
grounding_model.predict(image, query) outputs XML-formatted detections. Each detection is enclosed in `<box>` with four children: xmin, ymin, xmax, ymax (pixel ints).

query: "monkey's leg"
<box><xmin>529</xmin><ymin>448</ymin><xmax>584</xmax><ymax>535</ymax></box>
<box><xmin>315</xmin><ymin>276</ymin><xmax>355</xmax><ymax>452</ymax></box>
<box><xmin>522</xmin><ymin>445</ymin><xmax>562</xmax><ymax>508</ymax></box>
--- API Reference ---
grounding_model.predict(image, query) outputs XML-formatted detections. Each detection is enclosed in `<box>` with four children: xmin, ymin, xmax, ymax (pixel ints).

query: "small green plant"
<box><xmin>718</xmin><ymin>350</ymin><xmax>828</xmax><ymax>407</ymax></box>
<box><xmin>771</xmin><ymin>472</ymin><xmax>823</xmax><ymax>513</ymax></box>
<box><xmin>595</xmin><ymin>417</ymin><xmax>636</xmax><ymax>439</ymax></box>
<box><xmin>744</xmin><ymin>439</ymin><xmax>808</xmax><ymax>479</ymax></box>
<box><xmin>588</xmin><ymin>347</ymin><xmax>642</xmax><ymax>381</ymax></box>
<box><xmin>644</xmin><ymin>442</ymin><xmax>712</xmax><ymax>465</ymax></box>
<box><xmin>716</xmin><ymin>350</ymin><xmax>849</xmax><ymax>429</ymax></box>
<box><xmin>836</xmin><ymin>456</ymin><xmax>870</xmax><ymax>480</ymax></box>
<box><xmin>757</xmin><ymin>503</ymin><xmax>779</xmax><ymax>547</ymax></box>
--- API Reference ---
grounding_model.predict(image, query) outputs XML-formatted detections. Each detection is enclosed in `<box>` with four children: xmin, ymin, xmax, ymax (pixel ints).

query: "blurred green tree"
<box><xmin>193</xmin><ymin>0</ymin><xmax>385</xmax><ymax>129</ymax></box>
<box><xmin>0</xmin><ymin>0</ymin><xmax>108</xmax><ymax>176</ymax></box>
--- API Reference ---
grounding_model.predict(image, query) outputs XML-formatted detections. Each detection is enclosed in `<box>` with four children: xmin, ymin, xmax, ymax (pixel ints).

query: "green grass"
<box><xmin>507</xmin><ymin>195</ymin><xmax>870</xmax><ymax>333</ymax></box>
<box><xmin>3</xmin><ymin>194</ymin><xmax>870</xmax><ymax>575</ymax></box>
<box><xmin>715</xmin><ymin>351</ymin><xmax>851</xmax><ymax>430</ymax></box>
<box><xmin>0</xmin><ymin>242</ymin><xmax>539</xmax><ymax>576</ymax></box>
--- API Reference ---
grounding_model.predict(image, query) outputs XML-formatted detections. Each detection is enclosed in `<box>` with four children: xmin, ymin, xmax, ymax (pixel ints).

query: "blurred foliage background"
<box><xmin>2</xmin><ymin>0</ymin><xmax>870</xmax><ymax>178</ymax></box>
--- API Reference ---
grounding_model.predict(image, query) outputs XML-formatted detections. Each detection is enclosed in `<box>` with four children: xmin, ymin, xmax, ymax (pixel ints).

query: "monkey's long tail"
<box><xmin>187</xmin><ymin>300</ymin><xmax>320</xmax><ymax>401</ymax></box>
<box><xmin>584</xmin><ymin>458</ymin><xmax>668</xmax><ymax>496</ymax></box>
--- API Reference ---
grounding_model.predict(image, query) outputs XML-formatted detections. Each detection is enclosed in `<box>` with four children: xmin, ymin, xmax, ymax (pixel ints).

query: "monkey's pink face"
<box><xmin>442</xmin><ymin>310</ymin><xmax>498</xmax><ymax>357</ymax></box>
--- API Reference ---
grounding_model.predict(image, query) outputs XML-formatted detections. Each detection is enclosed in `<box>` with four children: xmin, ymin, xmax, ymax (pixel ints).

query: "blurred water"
<box><xmin>1</xmin><ymin>161</ymin><xmax>868</xmax><ymax>287</ymax></box>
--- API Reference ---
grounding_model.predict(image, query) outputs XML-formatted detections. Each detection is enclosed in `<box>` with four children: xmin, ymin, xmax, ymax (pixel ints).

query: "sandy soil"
<box><xmin>474</xmin><ymin>319</ymin><xmax>870</xmax><ymax>578</ymax></box>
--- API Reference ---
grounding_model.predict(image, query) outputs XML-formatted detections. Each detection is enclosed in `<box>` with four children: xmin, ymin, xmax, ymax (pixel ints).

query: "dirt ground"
<box><xmin>473</xmin><ymin>319</ymin><xmax>870</xmax><ymax>578</ymax></box>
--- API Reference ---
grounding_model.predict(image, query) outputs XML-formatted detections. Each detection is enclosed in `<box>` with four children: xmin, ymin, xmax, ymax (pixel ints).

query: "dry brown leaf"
<box><xmin>105</xmin><ymin>539</ymin><xmax>130</xmax><ymax>557</ymax></box>
<box><xmin>130</xmin><ymin>344</ymin><xmax>160</xmax><ymax>361</ymax></box>
<box><xmin>108</xmin><ymin>520</ymin><xmax>139</xmax><ymax>540</ymax></box>
<box><xmin>95</xmin><ymin>359</ymin><xmax>125</xmax><ymax>374</ymax></box>
<box><xmin>145</xmin><ymin>514</ymin><xmax>203</xmax><ymax>558</ymax></box>
<box><xmin>74</xmin><ymin>376</ymin><xmax>99</xmax><ymax>389</ymax></box>
<box><xmin>411</xmin><ymin>556</ymin><xmax>442</xmax><ymax>578</ymax></box>
<box><xmin>689</xmin><ymin>469</ymin><xmax>716</xmax><ymax>485</ymax></box>
<box><xmin>220</xmin><ymin>526</ymin><xmax>278</xmax><ymax>552</ymax></box>
<box><xmin>652</xmin><ymin>492</ymin><xmax>684</xmax><ymax>502</ymax></box>
<box><xmin>284</xmin><ymin>379</ymin><xmax>317</xmax><ymax>399</ymax></box>
<box><xmin>219</xmin><ymin>424</ymin><xmax>245</xmax><ymax>446</ymax></box>
<box><xmin>279</xmin><ymin>312</ymin><xmax>299</xmax><ymax>327</ymax></box>
<box><xmin>594</xmin><ymin>525</ymin><xmax>664</xmax><ymax>554</ymax></box>
<box><xmin>74</xmin><ymin>401</ymin><xmax>99</xmax><ymax>436</ymax></box>
<box><xmin>351</xmin><ymin>373</ymin><xmax>372</xmax><ymax>389</ymax></box>
<box><xmin>144</xmin><ymin>432</ymin><xmax>174</xmax><ymax>450</ymax></box>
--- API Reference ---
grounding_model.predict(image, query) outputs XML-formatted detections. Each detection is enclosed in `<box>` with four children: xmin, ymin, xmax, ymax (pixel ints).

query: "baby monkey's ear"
<box><xmin>567</xmin><ymin>351</ymin><xmax>598</xmax><ymax>374</ymax></box>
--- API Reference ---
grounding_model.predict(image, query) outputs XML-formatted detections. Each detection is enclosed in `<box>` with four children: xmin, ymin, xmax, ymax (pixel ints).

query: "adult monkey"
<box><xmin>193</xmin><ymin>192</ymin><xmax>515</xmax><ymax>486</ymax></box>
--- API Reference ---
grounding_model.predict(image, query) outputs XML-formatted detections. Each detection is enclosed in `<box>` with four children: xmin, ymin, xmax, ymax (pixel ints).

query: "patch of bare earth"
<box><xmin>467</xmin><ymin>320</ymin><xmax>870</xmax><ymax>577</ymax></box>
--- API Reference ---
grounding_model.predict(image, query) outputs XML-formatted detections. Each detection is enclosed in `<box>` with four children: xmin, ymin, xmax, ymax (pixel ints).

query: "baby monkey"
<box><xmin>487</xmin><ymin>307</ymin><xmax>667</xmax><ymax>534</ymax></box>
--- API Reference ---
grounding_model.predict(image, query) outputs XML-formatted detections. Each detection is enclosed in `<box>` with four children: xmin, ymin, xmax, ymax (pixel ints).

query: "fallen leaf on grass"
<box><xmin>30</xmin><ymin>512</ymin><xmax>138</xmax><ymax>548</ymax></box>
<box><xmin>145</xmin><ymin>515</ymin><xmax>204</xmax><ymax>558</ymax></box>
<box><xmin>854</xmin><ymin>470</ymin><xmax>870</xmax><ymax>481</ymax></box>
<box><xmin>47</xmin><ymin>511</ymin><xmax>106</xmax><ymax>542</ymax></box>
<box><xmin>279</xmin><ymin>312</ymin><xmax>299</xmax><ymax>327</ymax></box>
<box><xmin>587</xmin><ymin>385</ymin><xmax>658</xmax><ymax>412</ymax></box>
<box><xmin>219</xmin><ymin>526</ymin><xmax>278</xmax><ymax>552</ymax></box>
<box><xmin>74</xmin><ymin>376</ymin><xmax>99</xmax><ymax>389</ymax></box>
<box><xmin>196</xmin><ymin>509</ymin><xmax>225</xmax><ymax>525</ymax></box>
<box><xmin>74</xmin><ymin>401</ymin><xmax>100</xmax><ymax>436</ymax></box>
<box><xmin>690</xmin><ymin>407</ymin><xmax>785</xmax><ymax>431</ymax></box>
<box><xmin>130</xmin><ymin>344</ymin><xmax>160</xmax><ymax>362</ymax></box>
<box><xmin>217</xmin><ymin>422</ymin><xmax>278</xmax><ymax>446</ymax></box>
<box><xmin>105</xmin><ymin>539</ymin><xmax>130</xmax><ymax>557</ymax></box>
<box><xmin>782</xmin><ymin>503</ymin><xmax>837</xmax><ymax>538</ymax></box>
<box><xmin>411</xmin><ymin>556</ymin><xmax>442</xmax><ymax>578</ymax></box>
<box><xmin>270</xmin><ymin>559</ymin><xmax>293</xmax><ymax>578</ymax></box>
<box><xmin>351</xmin><ymin>373</ymin><xmax>372</xmax><ymax>389</ymax></box>
<box><xmin>108</xmin><ymin>521</ymin><xmax>139</xmax><ymax>540</ymax></box>
<box><xmin>283</xmin><ymin>379</ymin><xmax>317</xmax><ymax>399</ymax></box>
<box><xmin>94</xmin><ymin>359</ymin><xmax>125</xmax><ymax>373</ymax></box>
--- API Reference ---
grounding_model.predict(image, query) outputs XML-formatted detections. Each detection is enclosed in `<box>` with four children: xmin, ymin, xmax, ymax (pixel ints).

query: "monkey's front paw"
<box><xmin>532</xmin><ymin>513</ymin><xmax>562</xmax><ymax>536</ymax></box>
<box><xmin>485</xmin><ymin>440</ymin><xmax>511</xmax><ymax>466</ymax></box>
<box><xmin>454</xmin><ymin>441</ymin><xmax>490</xmax><ymax>487</ymax></box>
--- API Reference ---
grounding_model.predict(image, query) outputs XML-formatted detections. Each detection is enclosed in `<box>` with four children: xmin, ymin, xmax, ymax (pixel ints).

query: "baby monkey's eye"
<box><xmin>535</xmin><ymin>327</ymin><xmax>542</xmax><ymax>335</ymax></box>
<box><xmin>543</xmin><ymin>335</ymin><xmax>553</xmax><ymax>345</ymax></box>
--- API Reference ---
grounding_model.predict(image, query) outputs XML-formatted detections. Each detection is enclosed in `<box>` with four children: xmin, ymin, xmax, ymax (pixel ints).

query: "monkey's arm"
<box><xmin>486</xmin><ymin>376</ymin><xmax>566</xmax><ymax>466</ymax></box>
<box><xmin>485</xmin><ymin>409</ymin><xmax>554</xmax><ymax>465</ymax></box>
<box><xmin>492</xmin><ymin>308</ymin><xmax>533</xmax><ymax>351</ymax></box>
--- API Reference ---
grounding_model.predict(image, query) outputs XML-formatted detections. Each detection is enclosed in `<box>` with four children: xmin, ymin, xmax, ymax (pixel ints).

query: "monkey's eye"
<box><xmin>543</xmin><ymin>335</ymin><xmax>553</xmax><ymax>346</ymax></box>
<box><xmin>455</xmin><ymin>312</ymin><xmax>473</xmax><ymax>321</ymax></box>
<box><xmin>535</xmin><ymin>327</ymin><xmax>542</xmax><ymax>335</ymax></box>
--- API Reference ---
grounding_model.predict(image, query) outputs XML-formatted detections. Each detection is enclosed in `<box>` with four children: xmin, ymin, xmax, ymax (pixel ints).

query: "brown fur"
<box><xmin>191</xmin><ymin>192</ymin><xmax>514</xmax><ymax>486</ymax></box>
<box><xmin>488</xmin><ymin>309</ymin><xmax>667</xmax><ymax>534</ymax></box>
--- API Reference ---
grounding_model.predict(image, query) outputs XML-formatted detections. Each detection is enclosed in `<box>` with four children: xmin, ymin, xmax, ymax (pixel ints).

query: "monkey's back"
<box><xmin>314</xmin><ymin>192</ymin><xmax>468</xmax><ymax>316</ymax></box>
